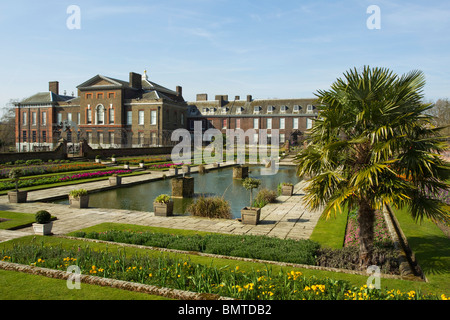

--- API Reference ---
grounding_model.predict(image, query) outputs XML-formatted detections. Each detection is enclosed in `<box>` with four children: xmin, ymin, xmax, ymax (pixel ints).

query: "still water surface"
<box><xmin>57</xmin><ymin>165</ymin><xmax>301</xmax><ymax>219</ymax></box>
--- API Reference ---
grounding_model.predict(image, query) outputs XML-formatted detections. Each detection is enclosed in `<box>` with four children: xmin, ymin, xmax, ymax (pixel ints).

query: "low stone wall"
<box><xmin>81</xmin><ymin>140</ymin><xmax>173</xmax><ymax>160</ymax></box>
<box><xmin>0</xmin><ymin>142</ymin><xmax>67</xmax><ymax>164</ymax></box>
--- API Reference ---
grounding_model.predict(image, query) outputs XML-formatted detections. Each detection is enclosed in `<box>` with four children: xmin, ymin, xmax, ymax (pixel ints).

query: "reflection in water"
<box><xmin>56</xmin><ymin>165</ymin><xmax>301</xmax><ymax>219</ymax></box>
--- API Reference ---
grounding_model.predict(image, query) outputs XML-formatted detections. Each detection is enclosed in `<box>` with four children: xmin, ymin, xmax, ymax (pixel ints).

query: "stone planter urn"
<box><xmin>153</xmin><ymin>194</ymin><xmax>174</xmax><ymax>217</ymax></box>
<box><xmin>240</xmin><ymin>207</ymin><xmax>261</xmax><ymax>225</ymax></box>
<box><xmin>198</xmin><ymin>164</ymin><xmax>207</xmax><ymax>174</ymax></box>
<box><xmin>139</xmin><ymin>162</ymin><xmax>145</xmax><ymax>168</ymax></box>
<box><xmin>182</xmin><ymin>164</ymin><xmax>191</xmax><ymax>174</ymax></box>
<box><xmin>32</xmin><ymin>210</ymin><xmax>53</xmax><ymax>235</ymax></box>
<box><xmin>233</xmin><ymin>165</ymin><xmax>249</xmax><ymax>179</ymax></box>
<box><xmin>69</xmin><ymin>190</ymin><xmax>89</xmax><ymax>208</ymax></box>
<box><xmin>153</xmin><ymin>201</ymin><xmax>174</xmax><ymax>217</ymax></box>
<box><xmin>7</xmin><ymin>169</ymin><xmax>27</xmax><ymax>203</ymax></box>
<box><xmin>124</xmin><ymin>163</ymin><xmax>130</xmax><ymax>170</ymax></box>
<box><xmin>111</xmin><ymin>157</ymin><xmax>117</xmax><ymax>163</ymax></box>
<box><xmin>241</xmin><ymin>177</ymin><xmax>261</xmax><ymax>225</ymax></box>
<box><xmin>212</xmin><ymin>162</ymin><xmax>220</xmax><ymax>168</ymax></box>
<box><xmin>172</xmin><ymin>177</ymin><xmax>194</xmax><ymax>198</ymax></box>
<box><xmin>169</xmin><ymin>167</ymin><xmax>179</xmax><ymax>175</ymax></box>
<box><xmin>281</xmin><ymin>184</ymin><xmax>294</xmax><ymax>196</ymax></box>
<box><xmin>109</xmin><ymin>175</ymin><xmax>122</xmax><ymax>186</ymax></box>
<box><xmin>7</xmin><ymin>190</ymin><xmax>28</xmax><ymax>203</ymax></box>
<box><xmin>33</xmin><ymin>221</ymin><xmax>53</xmax><ymax>236</ymax></box>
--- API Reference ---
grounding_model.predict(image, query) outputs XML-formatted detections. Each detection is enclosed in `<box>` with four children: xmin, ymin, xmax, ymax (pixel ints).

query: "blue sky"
<box><xmin>1</xmin><ymin>0</ymin><xmax>449</xmax><ymax>116</ymax></box>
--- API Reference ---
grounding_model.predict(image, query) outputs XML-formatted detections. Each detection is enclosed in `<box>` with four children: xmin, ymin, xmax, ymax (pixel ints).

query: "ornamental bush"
<box><xmin>35</xmin><ymin>210</ymin><xmax>51</xmax><ymax>224</ymax></box>
<box><xmin>154</xmin><ymin>194</ymin><xmax>171</xmax><ymax>204</ymax></box>
<box><xmin>186</xmin><ymin>196</ymin><xmax>232</xmax><ymax>219</ymax></box>
<box><xmin>69</xmin><ymin>189</ymin><xmax>88</xmax><ymax>198</ymax></box>
<box><xmin>253</xmin><ymin>188</ymin><xmax>277</xmax><ymax>208</ymax></box>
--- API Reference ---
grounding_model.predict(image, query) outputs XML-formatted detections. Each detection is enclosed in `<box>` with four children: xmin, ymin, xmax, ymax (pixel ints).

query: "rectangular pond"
<box><xmin>55</xmin><ymin>165</ymin><xmax>301</xmax><ymax>219</ymax></box>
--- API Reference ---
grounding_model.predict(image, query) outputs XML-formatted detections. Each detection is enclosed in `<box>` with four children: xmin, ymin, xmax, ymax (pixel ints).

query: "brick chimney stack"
<box><xmin>49</xmin><ymin>81</ymin><xmax>59</xmax><ymax>95</ymax></box>
<box><xmin>176</xmin><ymin>86</ymin><xmax>182</xmax><ymax>97</ymax></box>
<box><xmin>196</xmin><ymin>94</ymin><xmax>208</xmax><ymax>101</ymax></box>
<box><xmin>129</xmin><ymin>72</ymin><xmax>142</xmax><ymax>90</ymax></box>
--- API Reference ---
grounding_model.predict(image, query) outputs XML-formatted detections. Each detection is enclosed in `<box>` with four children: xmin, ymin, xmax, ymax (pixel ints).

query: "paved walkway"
<box><xmin>0</xmin><ymin>161</ymin><xmax>322</xmax><ymax>243</ymax></box>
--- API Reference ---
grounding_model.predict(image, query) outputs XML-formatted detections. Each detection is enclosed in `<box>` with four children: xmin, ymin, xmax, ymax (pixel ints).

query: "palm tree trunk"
<box><xmin>358</xmin><ymin>199</ymin><xmax>375</xmax><ymax>268</ymax></box>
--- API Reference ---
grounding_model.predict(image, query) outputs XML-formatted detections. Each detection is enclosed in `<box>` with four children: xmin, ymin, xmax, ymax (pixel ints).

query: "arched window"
<box><xmin>96</xmin><ymin>105</ymin><xmax>105</xmax><ymax>125</ymax></box>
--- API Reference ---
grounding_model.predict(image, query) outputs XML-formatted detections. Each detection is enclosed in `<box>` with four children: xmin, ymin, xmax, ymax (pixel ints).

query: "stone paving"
<box><xmin>0</xmin><ymin>161</ymin><xmax>322</xmax><ymax>243</ymax></box>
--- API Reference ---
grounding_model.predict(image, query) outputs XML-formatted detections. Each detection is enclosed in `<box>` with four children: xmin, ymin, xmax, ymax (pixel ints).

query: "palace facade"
<box><xmin>14</xmin><ymin>71</ymin><xmax>319</xmax><ymax>152</ymax></box>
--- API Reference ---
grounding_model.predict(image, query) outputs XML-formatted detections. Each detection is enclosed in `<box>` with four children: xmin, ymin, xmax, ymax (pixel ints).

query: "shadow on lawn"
<box><xmin>408</xmin><ymin>235</ymin><xmax>450</xmax><ymax>276</ymax></box>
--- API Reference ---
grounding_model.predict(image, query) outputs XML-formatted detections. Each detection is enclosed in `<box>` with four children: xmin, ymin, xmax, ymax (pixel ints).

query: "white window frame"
<box><xmin>87</xmin><ymin>110</ymin><xmax>92</xmax><ymax>124</ymax></box>
<box><xmin>127</xmin><ymin>111</ymin><xmax>132</xmax><ymax>125</ymax></box>
<box><xmin>138</xmin><ymin>110</ymin><xmax>145</xmax><ymax>125</ymax></box>
<box><xmin>149</xmin><ymin>110</ymin><xmax>156</xmax><ymax>125</ymax></box>
<box><xmin>109</xmin><ymin>108</ymin><xmax>114</xmax><ymax>124</ymax></box>
<box><xmin>293</xmin><ymin>118</ymin><xmax>299</xmax><ymax>130</ymax></box>
<box><xmin>253</xmin><ymin>118</ymin><xmax>259</xmax><ymax>129</ymax></box>
<box><xmin>267</xmin><ymin>118</ymin><xmax>272</xmax><ymax>129</ymax></box>
<box><xmin>96</xmin><ymin>105</ymin><xmax>105</xmax><ymax>125</ymax></box>
<box><xmin>280</xmin><ymin>118</ymin><xmax>285</xmax><ymax>130</ymax></box>
<box><xmin>32</xmin><ymin>112</ymin><xmax>37</xmax><ymax>126</ymax></box>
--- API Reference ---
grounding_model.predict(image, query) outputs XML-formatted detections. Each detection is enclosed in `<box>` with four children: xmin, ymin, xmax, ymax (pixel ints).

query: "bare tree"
<box><xmin>429</xmin><ymin>98</ymin><xmax>450</xmax><ymax>137</ymax></box>
<box><xmin>0</xmin><ymin>99</ymin><xmax>17</xmax><ymax>152</ymax></box>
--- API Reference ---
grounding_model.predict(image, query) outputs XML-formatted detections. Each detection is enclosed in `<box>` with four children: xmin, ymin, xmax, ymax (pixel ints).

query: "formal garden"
<box><xmin>1</xmin><ymin>67</ymin><xmax>449</xmax><ymax>301</ymax></box>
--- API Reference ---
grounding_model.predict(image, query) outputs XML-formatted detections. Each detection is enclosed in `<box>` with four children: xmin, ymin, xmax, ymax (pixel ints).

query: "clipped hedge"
<box><xmin>72</xmin><ymin>230</ymin><xmax>320</xmax><ymax>266</ymax></box>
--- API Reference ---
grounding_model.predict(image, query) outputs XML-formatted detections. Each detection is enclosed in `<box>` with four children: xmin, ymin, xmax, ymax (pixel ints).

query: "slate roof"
<box><xmin>77</xmin><ymin>74</ymin><xmax>131</xmax><ymax>89</ymax></box>
<box><xmin>187</xmin><ymin>98</ymin><xmax>319</xmax><ymax>117</ymax></box>
<box><xmin>140</xmin><ymin>78</ymin><xmax>184</xmax><ymax>103</ymax></box>
<box><xmin>18</xmin><ymin>92</ymin><xmax>75</xmax><ymax>105</ymax></box>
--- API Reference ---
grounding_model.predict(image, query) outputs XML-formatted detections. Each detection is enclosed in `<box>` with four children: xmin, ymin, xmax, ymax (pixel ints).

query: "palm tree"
<box><xmin>296</xmin><ymin>66</ymin><xmax>450</xmax><ymax>267</ymax></box>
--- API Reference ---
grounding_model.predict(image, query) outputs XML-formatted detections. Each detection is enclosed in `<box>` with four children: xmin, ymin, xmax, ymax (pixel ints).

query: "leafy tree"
<box><xmin>295</xmin><ymin>66</ymin><xmax>450</xmax><ymax>267</ymax></box>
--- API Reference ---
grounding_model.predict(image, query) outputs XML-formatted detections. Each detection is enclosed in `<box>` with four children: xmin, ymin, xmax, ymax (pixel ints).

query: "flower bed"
<box><xmin>116</xmin><ymin>155</ymin><xmax>172</xmax><ymax>165</ymax></box>
<box><xmin>344</xmin><ymin>209</ymin><xmax>393</xmax><ymax>248</ymax></box>
<box><xmin>59</xmin><ymin>170</ymin><xmax>132</xmax><ymax>182</ymax></box>
<box><xmin>73</xmin><ymin>230</ymin><xmax>319</xmax><ymax>266</ymax></box>
<box><xmin>0</xmin><ymin>169</ymin><xmax>132</xmax><ymax>191</ymax></box>
<box><xmin>147</xmin><ymin>163</ymin><xmax>183</xmax><ymax>170</ymax></box>
<box><xmin>0</xmin><ymin>163</ymin><xmax>106</xmax><ymax>179</ymax></box>
<box><xmin>1</xmin><ymin>244</ymin><xmax>445</xmax><ymax>300</ymax></box>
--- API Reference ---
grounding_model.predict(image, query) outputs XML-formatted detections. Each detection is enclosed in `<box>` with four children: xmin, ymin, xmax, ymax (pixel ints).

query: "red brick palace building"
<box><xmin>14</xmin><ymin>71</ymin><xmax>318</xmax><ymax>152</ymax></box>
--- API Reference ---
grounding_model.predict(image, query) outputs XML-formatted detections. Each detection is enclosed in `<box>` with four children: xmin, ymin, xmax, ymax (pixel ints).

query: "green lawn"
<box><xmin>67</xmin><ymin>222</ymin><xmax>215</xmax><ymax>237</ymax></box>
<box><xmin>0</xmin><ymin>269</ymin><xmax>171</xmax><ymax>300</ymax></box>
<box><xmin>309</xmin><ymin>209</ymin><xmax>348</xmax><ymax>249</ymax></box>
<box><xmin>0</xmin><ymin>211</ymin><xmax>36</xmax><ymax>230</ymax></box>
<box><xmin>392</xmin><ymin>206</ymin><xmax>450</xmax><ymax>295</ymax></box>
